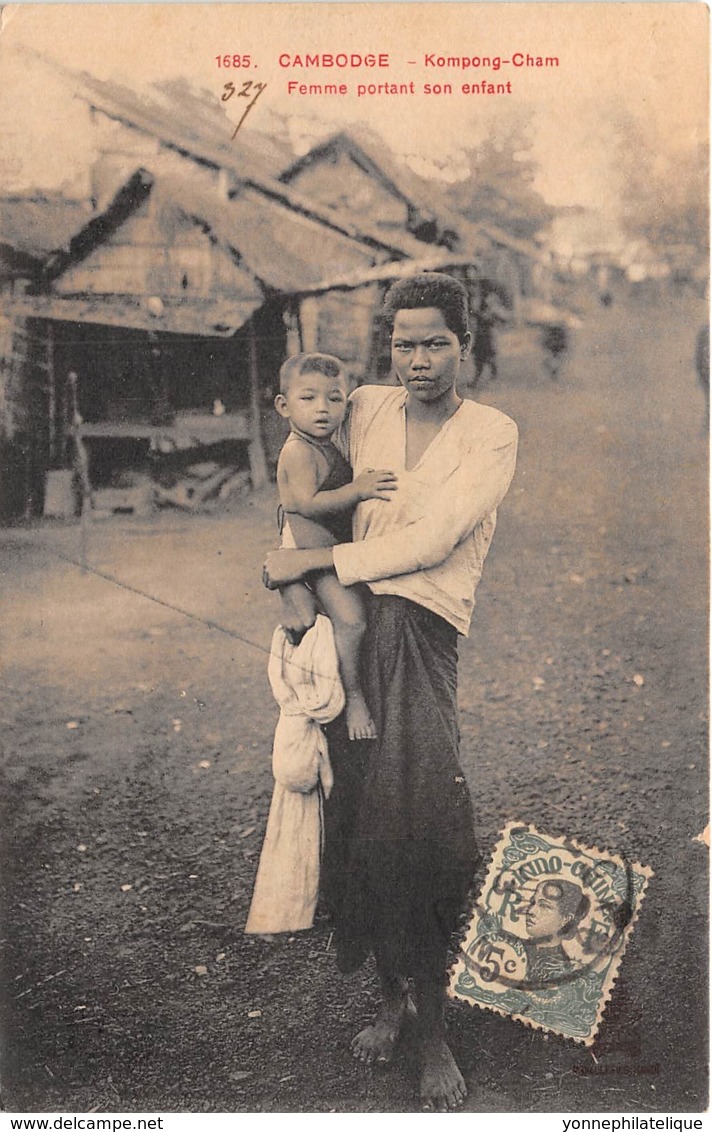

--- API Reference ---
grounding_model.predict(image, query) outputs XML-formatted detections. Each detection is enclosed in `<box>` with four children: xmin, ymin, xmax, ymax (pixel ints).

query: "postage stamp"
<box><xmin>448</xmin><ymin>823</ymin><xmax>653</xmax><ymax>1045</ymax></box>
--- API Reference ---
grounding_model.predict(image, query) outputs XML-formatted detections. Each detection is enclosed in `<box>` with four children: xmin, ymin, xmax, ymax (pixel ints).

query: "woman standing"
<box><xmin>263</xmin><ymin>274</ymin><xmax>518</xmax><ymax>1111</ymax></box>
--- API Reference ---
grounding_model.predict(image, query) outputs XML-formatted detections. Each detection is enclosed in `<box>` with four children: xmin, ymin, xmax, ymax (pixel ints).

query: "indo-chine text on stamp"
<box><xmin>449</xmin><ymin>823</ymin><xmax>653</xmax><ymax>1045</ymax></box>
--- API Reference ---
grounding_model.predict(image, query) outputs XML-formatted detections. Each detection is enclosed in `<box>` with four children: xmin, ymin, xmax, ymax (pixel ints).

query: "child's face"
<box><xmin>275</xmin><ymin>370</ymin><xmax>348</xmax><ymax>439</ymax></box>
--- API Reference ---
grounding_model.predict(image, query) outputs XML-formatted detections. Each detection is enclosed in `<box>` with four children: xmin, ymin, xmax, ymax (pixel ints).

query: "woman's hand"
<box><xmin>262</xmin><ymin>548</ymin><xmax>314</xmax><ymax>589</ymax></box>
<box><xmin>263</xmin><ymin>550</ymin><xmax>301</xmax><ymax>589</ymax></box>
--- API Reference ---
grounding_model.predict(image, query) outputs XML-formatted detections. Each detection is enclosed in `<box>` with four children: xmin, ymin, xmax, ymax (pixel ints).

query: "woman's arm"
<box><xmin>333</xmin><ymin>419</ymin><xmax>518</xmax><ymax>585</ymax></box>
<box><xmin>264</xmin><ymin>547</ymin><xmax>334</xmax><ymax>589</ymax></box>
<box><xmin>264</xmin><ymin>417</ymin><xmax>518</xmax><ymax>590</ymax></box>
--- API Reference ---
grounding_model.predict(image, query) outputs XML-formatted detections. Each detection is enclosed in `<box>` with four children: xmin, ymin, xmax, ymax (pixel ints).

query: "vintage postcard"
<box><xmin>0</xmin><ymin>2</ymin><xmax>707</xmax><ymax>1118</ymax></box>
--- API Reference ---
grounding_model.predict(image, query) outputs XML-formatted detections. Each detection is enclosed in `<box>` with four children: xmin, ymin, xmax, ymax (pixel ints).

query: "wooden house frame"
<box><xmin>1</xmin><ymin>55</ymin><xmax>568</xmax><ymax>519</ymax></box>
<box><xmin>278</xmin><ymin>129</ymin><xmax>559</xmax><ymax>330</ymax></box>
<box><xmin>1</xmin><ymin>157</ymin><xmax>407</xmax><ymax>514</ymax></box>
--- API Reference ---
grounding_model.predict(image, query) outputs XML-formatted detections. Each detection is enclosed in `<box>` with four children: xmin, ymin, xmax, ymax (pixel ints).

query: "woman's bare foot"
<box><xmin>346</xmin><ymin>691</ymin><xmax>377</xmax><ymax>740</ymax></box>
<box><xmin>351</xmin><ymin>994</ymin><xmax>417</xmax><ymax>1066</ymax></box>
<box><xmin>420</xmin><ymin>1037</ymin><xmax>467</xmax><ymax>1111</ymax></box>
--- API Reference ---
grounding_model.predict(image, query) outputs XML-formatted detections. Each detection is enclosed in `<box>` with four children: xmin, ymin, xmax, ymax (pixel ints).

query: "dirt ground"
<box><xmin>0</xmin><ymin>288</ymin><xmax>708</xmax><ymax>1114</ymax></box>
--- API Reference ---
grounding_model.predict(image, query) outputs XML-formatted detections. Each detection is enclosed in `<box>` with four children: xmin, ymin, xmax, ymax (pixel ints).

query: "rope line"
<box><xmin>49</xmin><ymin>547</ymin><xmax>273</xmax><ymax>660</ymax></box>
<box><xmin>43</xmin><ymin>546</ymin><xmax>341</xmax><ymax>686</ymax></box>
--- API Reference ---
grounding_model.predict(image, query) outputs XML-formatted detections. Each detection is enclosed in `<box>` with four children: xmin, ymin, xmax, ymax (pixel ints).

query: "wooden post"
<box><xmin>46</xmin><ymin>321</ymin><xmax>56</xmax><ymax>465</ymax></box>
<box><xmin>299</xmin><ymin>297</ymin><xmax>319</xmax><ymax>352</ymax></box>
<box><xmin>68</xmin><ymin>371</ymin><xmax>92</xmax><ymax>569</ymax></box>
<box><xmin>247</xmin><ymin>322</ymin><xmax>268</xmax><ymax>490</ymax></box>
<box><xmin>364</xmin><ymin>282</ymin><xmax>387</xmax><ymax>385</ymax></box>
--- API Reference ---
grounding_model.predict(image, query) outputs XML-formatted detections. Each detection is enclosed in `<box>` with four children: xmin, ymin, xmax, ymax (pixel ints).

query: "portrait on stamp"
<box><xmin>449</xmin><ymin>824</ymin><xmax>653</xmax><ymax>1045</ymax></box>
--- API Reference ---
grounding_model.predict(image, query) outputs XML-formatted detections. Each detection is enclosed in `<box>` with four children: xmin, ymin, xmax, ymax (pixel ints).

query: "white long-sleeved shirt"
<box><xmin>332</xmin><ymin>385</ymin><xmax>518</xmax><ymax>636</ymax></box>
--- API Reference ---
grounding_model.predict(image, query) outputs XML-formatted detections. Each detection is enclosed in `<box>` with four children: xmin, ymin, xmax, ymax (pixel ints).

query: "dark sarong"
<box><xmin>322</xmin><ymin>595</ymin><xmax>479</xmax><ymax>982</ymax></box>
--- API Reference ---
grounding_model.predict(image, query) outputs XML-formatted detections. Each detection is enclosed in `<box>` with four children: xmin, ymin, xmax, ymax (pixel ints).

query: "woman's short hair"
<box><xmin>383</xmin><ymin>272</ymin><xmax>470</xmax><ymax>344</ymax></box>
<box><xmin>279</xmin><ymin>351</ymin><xmax>344</xmax><ymax>394</ymax></box>
<box><xmin>536</xmin><ymin>879</ymin><xmax>591</xmax><ymax>938</ymax></box>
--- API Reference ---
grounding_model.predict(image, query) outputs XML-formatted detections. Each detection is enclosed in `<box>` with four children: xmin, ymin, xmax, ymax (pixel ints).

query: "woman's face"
<box><xmin>525</xmin><ymin>881</ymin><xmax>573</xmax><ymax>942</ymax></box>
<box><xmin>391</xmin><ymin>307</ymin><xmax>470</xmax><ymax>405</ymax></box>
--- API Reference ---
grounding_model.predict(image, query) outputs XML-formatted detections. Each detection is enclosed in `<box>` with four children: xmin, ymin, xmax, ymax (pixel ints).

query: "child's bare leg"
<box><xmin>281</xmin><ymin>514</ymin><xmax>372</xmax><ymax>737</ymax></box>
<box><xmin>313</xmin><ymin>574</ymin><xmax>375</xmax><ymax>741</ymax></box>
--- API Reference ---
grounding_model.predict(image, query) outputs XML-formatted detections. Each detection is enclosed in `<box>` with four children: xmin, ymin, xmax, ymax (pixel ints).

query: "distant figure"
<box><xmin>695</xmin><ymin>323</ymin><xmax>709</xmax><ymax>431</ymax></box>
<box><xmin>473</xmin><ymin>289</ymin><xmax>509</xmax><ymax>385</ymax></box>
<box><xmin>599</xmin><ymin>290</ymin><xmax>613</xmax><ymax>308</ymax></box>
<box><xmin>540</xmin><ymin>322</ymin><xmax>570</xmax><ymax>380</ymax></box>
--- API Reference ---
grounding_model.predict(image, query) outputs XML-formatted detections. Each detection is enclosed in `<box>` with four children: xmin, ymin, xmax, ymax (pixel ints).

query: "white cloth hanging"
<box><xmin>244</xmin><ymin>614</ymin><xmax>345</xmax><ymax>935</ymax></box>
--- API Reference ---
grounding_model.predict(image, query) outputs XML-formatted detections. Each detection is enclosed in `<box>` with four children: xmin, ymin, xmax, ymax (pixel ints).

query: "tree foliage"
<box><xmin>614</xmin><ymin>111</ymin><xmax>708</xmax><ymax>251</ymax></box>
<box><xmin>447</xmin><ymin>112</ymin><xmax>556</xmax><ymax>242</ymax></box>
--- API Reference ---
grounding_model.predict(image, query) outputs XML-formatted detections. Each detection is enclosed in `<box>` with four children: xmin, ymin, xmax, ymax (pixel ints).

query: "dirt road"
<box><xmin>1</xmin><ymin>289</ymin><xmax>707</xmax><ymax>1113</ymax></box>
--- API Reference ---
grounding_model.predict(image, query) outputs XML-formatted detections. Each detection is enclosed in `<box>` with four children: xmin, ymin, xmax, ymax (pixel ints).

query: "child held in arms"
<box><xmin>273</xmin><ymin>353</ymin><xmax>397</xmax><ymax>739</ymax></box>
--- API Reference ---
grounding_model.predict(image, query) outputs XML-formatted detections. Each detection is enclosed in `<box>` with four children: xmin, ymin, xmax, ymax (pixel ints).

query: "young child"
<box><xmin>273</xmin><ymin>352</ymin><xmax>397</xmax><ymax>740</ymax></box>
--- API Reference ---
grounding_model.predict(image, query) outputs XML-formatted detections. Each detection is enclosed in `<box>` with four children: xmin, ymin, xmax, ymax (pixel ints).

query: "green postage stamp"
<box><xmin>449</xmin><ymin>823</ymin><xmax>653</xmax><ymax>1045</ymax></box>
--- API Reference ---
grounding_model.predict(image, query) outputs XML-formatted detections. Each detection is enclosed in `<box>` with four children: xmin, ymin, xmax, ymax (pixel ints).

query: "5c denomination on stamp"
<box><xmin>449</xmin><ymin>823</ymin><xmax>653</xmax><ymax>1045</ymax></box>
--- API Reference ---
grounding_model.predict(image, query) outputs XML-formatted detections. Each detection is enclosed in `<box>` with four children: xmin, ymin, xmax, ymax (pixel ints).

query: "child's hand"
<box><xmin>353</xmin><ymin>468</ymin><xmax>398</xmax><ymax>502</ymax></box>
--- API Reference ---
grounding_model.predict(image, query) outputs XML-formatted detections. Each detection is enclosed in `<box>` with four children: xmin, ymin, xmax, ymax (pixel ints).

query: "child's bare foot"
<box><xmin>419</xmin><ymin>1036</ymin><xmax>467</xmax><ymax>1111</ymax></box>
<box><xmin>346</xmin><ymin>692</ymin><xmax>376</xmax><ymax>740</ymax></box>
<box><xmin>351</xmin><ymin>994</ymin><xmax>417</xmax><ymax>1066</ymax></box>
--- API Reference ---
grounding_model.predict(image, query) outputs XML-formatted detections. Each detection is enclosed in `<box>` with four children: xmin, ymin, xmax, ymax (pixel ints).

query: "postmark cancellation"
<box><xmin>448</xmin><ymin>823</ymin><xmax>653</xmax><ymax>1045</ymax></box>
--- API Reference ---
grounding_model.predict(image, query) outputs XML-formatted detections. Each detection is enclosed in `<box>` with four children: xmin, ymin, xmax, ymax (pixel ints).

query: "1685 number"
<box><xmin>215</xmin><ymin>55</ymin><xmax>252</xmax><ymax>68</ymax></box>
